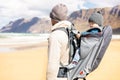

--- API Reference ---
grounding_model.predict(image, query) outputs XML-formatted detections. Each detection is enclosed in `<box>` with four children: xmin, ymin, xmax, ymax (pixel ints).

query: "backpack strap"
<box><xmin>52</xmin><ymin>27</ymin><xmax>69</xmax><ymax>36</ymax></box>
<box><xmin>52</xmin><ymin>25</ymin><xmax>79</xmax><ymax>63</ymax></box>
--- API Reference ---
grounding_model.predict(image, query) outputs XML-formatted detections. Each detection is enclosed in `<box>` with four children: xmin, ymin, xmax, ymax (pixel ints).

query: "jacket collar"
<box><xmin>51</xmin><ymin>20</ymin><xmax>72</xmax><ymax>31</ymax></box>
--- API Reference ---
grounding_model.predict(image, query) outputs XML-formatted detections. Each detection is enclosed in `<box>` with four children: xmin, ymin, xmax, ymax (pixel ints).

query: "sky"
<box><xmin>0</xmin><ymin>0</ymin><xmax>120</xmax><ymax>28</ymax></box>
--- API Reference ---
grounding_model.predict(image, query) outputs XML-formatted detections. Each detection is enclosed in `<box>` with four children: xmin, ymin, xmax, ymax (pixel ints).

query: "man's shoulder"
<box><xmin>59</xmin><ymin>20</ymin><xmax>71</xmax><ymax>25</ymax></box>
<box><xmin>51</xmin><ymin>20</ymin><xmax>72</xmax><ymax>31</ymax></box>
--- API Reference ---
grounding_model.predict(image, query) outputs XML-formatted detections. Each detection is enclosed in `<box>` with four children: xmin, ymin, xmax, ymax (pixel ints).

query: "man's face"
<box><xmin>51</xmin><ymin>19</ymin><xmax>58</xmax><ymax>26</ymax></box>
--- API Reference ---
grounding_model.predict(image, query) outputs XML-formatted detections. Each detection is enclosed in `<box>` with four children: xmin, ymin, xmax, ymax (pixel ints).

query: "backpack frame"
<box><xmin>67</xmin><ymin>25</ymin><xmax>112</xmax><ymax>80</ymax></box>
<box><xmin>55</xmin><ymin>25</ymin><xmax>112</xmax><ymax>80</ymax></box>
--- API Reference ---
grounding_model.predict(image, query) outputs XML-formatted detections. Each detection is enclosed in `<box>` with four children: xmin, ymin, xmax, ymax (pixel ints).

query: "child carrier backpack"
<box><xmin>55</xmin><ymin>25</ymin><xmax>112</xmax><ymax>80</ymax></box>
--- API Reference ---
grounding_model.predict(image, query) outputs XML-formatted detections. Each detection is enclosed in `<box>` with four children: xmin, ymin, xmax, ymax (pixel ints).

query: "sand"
<box><xmin>0</xmin><ymin>41</ymin><xmax>48</xmax><ymax>80</ymax></box>
<box><xmin>0</xmin><ymin>40</ymin><xmax>120</xmax><ymax>80</ymax></box>
<box><xmin>86</xmin><ymin>40</ymin><xmax>120</xmax><ymax>80</ymax></box>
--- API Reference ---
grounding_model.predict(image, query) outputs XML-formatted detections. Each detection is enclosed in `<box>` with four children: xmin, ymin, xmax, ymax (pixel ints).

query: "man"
<box><xmin>47</xmin><ymin>3</ymin><xmax>72</xmax><ymax>80</ymax></box>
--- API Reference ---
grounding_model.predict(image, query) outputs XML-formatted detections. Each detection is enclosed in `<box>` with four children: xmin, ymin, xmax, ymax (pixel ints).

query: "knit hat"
<box><xmin>88</xmin><ymin>12</ymin><xmax>103</xmax><ymax>26</ymax></box>
<box><xmin>50</xmin><ymin>3</ymin><xmax>68</xmax><ymax>21</ymax></box>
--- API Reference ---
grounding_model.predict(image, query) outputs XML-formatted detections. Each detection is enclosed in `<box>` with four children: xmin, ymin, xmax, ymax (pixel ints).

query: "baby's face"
<box><xmin>88</xmin><ymin>22</ymin><xmax>99</xmax><ymax>28</ymax></box>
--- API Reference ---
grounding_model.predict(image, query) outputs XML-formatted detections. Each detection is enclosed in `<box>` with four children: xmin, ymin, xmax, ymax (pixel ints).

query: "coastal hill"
<box><xmin>0</xmin><ymin>17</ymin><xmax>51</xmax><ymax>33</ymax></box>
<box><xmin>68</xmin><ymin>5</ymin><xmax>120</xmax><ymax>34</ymax></box>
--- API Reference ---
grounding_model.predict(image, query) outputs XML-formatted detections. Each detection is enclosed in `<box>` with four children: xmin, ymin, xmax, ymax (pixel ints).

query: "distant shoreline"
<box><xmin>0</xmin><ymin>33</ymin><xmax>119</xmax><ymax>52</ymax></box>
<box><xmin>112</xmin><ymin>35</ymin><xmax>120</xmax><ymax>39</ymax></box>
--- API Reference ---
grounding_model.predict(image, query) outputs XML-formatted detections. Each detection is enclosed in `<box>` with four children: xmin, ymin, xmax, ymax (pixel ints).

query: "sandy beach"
<box><xmin>87</xmin><ymin>40</ymin><xmax>120</xmax><ymax>80</ymax></box>
<box><xmin>0</xmin><ymin>39</ymin><xmax>120</xmax><ymax>80</ymax></box>
<box><xmin>0</xmin><ymin>41</ymin><xmax>48</xmax><ymax>80</ymax></box>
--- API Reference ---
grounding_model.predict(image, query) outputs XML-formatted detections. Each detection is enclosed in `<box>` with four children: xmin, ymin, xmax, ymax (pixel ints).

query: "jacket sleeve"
<box><xmin>47</xmin><ymin>33</ymin><xmax>62</xmax><ymax>79</ymax></box>
<box><xmin>48</xmin><ymin>33</ymin><xmax>61</xmax><ymax>63</ymax></box>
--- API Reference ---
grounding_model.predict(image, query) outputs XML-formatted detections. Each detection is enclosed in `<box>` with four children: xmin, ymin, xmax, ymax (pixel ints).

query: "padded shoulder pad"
<box><xmin>87</xmin><ymin>28</ymin><xmax>102</xmax><ymax>32</ymax></box>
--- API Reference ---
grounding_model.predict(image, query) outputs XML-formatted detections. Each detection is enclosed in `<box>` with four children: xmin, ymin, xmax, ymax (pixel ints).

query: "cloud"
<box><xmin>0</xmin><ymin>0</ymin><xmax>85</xmax><ymax>18</ymax></box>
<box><xmin>0</xmin><ymin>0</ymin><xmax>120</xmax><ymax>27</ymax></box>
<box><xmin>85</xmin><ymin>0</ymin><xmax>120</xmax><ymax>8</ymax></box>
<box><xmin>0</xmin><ymin>0</ymin><xmax>82</xmax><ymax>27</ymax></box>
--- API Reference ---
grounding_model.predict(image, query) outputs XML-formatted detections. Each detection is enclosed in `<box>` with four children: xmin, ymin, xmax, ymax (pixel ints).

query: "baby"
<box><xmin>66</xmin><ymin>11</ymin><xmax>104</xmax><ymax>69</ymax></box>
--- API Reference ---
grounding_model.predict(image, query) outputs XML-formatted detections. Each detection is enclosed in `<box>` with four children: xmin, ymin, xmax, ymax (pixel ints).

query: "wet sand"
<box><xmin>0</xmin><ymin>40</ymin><xmax>120</xmax><ymax>80</ymax></box>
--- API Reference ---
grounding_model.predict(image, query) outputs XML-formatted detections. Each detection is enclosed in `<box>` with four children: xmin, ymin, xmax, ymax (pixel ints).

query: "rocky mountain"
<box><xmin>0</xmin><ymin>5</ymin><xmax>120</xmax><ymax>34</ymax></box>
<box><xmin>68</xmin><ymin>5</ymin><xmax>120</xmax><ymax>34</ymax></box>
<box><xmin>0</xmin><ymin>17</ymin><xmax>51</xmax><ymax>33</ymax></box>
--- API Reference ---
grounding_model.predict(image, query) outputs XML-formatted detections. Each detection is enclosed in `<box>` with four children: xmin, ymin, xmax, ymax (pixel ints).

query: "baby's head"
<box><xmin>88</xmin><ymin>11</ymin><xmax>104</xmax><ymax>28</ymax></box>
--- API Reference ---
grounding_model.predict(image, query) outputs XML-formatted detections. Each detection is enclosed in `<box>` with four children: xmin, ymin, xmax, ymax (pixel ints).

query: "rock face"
<box><xmin>0</xmin><ymin>17</ymin><xmax>52</xmax><ymax>33</ymax></box>
<box><xmin>68</xmin><ymin>5</ymin><xmax>120</xmax><ymax>33</ymax></box>
<box><xmin>0</xmin><ymin>5</ymin><xmax>120</xmax><ymax>34</ymax></box>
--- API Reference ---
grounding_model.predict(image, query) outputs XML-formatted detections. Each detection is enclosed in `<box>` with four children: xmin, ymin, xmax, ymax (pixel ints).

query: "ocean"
<box><xmin>0</xmin><ymin>33</ymin><xmax>49</xmax><ymax>52</ymax></box>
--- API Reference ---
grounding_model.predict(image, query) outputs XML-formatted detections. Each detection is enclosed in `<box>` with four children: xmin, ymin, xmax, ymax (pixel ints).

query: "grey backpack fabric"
<box><xmin>54</xmin><ymin>25</ymin><xmax>112</xmax><ymax>80</ymax></box>
<box><xmin>67</xmin><ymin>26</ymin><xmax>112</xmax><ymax>80</ymax></box>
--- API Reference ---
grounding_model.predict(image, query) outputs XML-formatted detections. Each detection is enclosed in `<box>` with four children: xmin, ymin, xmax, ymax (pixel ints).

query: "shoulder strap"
<box><xmin>52</xmin><ymin>24</ymin><xmax>80</xmax><ymax>63</ymax></box>
<box><xmin>52</xmin><ymin>27</ymin><xmax>68</xmax><ymax>35</ymax></box>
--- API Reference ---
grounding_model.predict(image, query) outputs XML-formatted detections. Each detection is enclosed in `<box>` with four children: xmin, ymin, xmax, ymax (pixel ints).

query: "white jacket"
<box><xmin>47</xmin><ymin>20</ymin><xmax>72</xmax><ymax>80</ymax></box>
